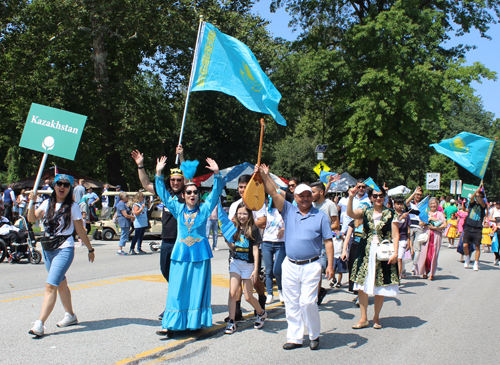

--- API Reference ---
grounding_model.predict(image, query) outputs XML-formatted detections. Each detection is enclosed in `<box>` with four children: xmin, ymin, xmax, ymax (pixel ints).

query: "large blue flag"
<box><xmin>430</xmin><ymin>132</ymin><xmax>495</xmax><ymax>179</ymax></box>
<box><xmin>190</xmin><ymin>22</ymin><xmax>287</xmax><ymax>126</ymax></box>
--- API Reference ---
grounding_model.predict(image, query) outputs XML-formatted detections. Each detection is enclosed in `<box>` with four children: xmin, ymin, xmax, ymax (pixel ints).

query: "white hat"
<box><xmin>450</xmin><ymin>199</ymin><xmax>456</xmax><ymax>204</ymax></box>
<box><xmin>294</xmin><ymin>184</ymin><xmax>313</xmax><ymax>195</ymax></box>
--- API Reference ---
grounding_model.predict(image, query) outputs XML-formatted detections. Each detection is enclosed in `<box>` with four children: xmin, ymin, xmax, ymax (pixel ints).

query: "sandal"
<box><xmin>373</xmin><ymin>323</ymin><xmax>382</xmax><ymax>329</ymax></box>
<box><xmin>352</xmin><ymin>321</ymin><xmax>369</xmax><ymax>329</ymax></box>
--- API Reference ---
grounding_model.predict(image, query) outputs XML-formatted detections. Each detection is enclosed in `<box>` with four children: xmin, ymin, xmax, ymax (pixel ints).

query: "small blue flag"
<box><xmin>190</xmin><ymin>22</ymin><xmax>287</xmax><ymax>126</ymax></box>
<box><xmin>319</xmin><ymin>171</ymin><xmax>337</xmax><ymax>184</ymax></box>
<box><xmin>430</xmin><ymin>132</ymin><xmax>495</xmax><ymax>179</ymax></box>
<box><xmin>363</xmin><ymin>177</ymin><xmax>380</xmax><ymax>192</ymax></box>
<box><xmin>417</xmin><ymin>196</ymin><xmax>430</xmax><ymax>224</ymax></box>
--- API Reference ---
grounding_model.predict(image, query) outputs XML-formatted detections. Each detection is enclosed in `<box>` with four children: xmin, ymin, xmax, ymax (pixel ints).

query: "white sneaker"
<box><xmin>473</xmin><ymin>261</ymin><xmax>479</xmax><ymax>271</ymax></box>
<box><xmin>278</xmin><ymin>290</ymin><xmax>284</xmax><ymax>303</ymax></box>
<box><xmin>265</xmin><ymin>294</ymin><xmax>274</xmax><ymax>304</ymax></box>
<box><xmin>464</xmin><ymin>256</ymin><xmax>470</xmax><ymax>268</ymax></box>
<box><xmin>225</xmin><ymin>321</ymin><xmax>236</xmax><ymax>334</ymax></box>
<box><xmin>214</xmin><ymin>247</ymin><xmax>219</xmax><ymax>251</ymax></box>
<box><xmin>464</xmin><ymin>261</ymin><xmax>469</xmax><ymax>268</ymax></box>
<box><xmin>57</xmin><ymin>312</ymin><xmax>78</xmax><ymax>327</ymax></box>
<box><xmin>29</xmin><ymin>320</ymin><xmax>45</xmax><ymax>336</ymax></box>
<box><xmin>448</xmin><ymin>244</ymin><xmax>453</xmax><ymax>248</ymax></box>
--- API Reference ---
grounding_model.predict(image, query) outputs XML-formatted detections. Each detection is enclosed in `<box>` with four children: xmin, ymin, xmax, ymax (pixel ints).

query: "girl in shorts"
<box><xmin>27</xmin><ymin>174</ymin><xmax>95</xmax><ymax>337</ymax></box>
<box><xmin>225</xmin><ymin>203</ymin><xmax>267</xmax><ymax>334</ymax></box>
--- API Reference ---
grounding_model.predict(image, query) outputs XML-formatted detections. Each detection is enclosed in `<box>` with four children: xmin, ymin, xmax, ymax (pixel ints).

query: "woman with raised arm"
<box><xmin>27</xmin><ymin>174</ymin><xmax>95</xmax><ymax>337</ymax></box>
<box><xmin>154</xmin><ymin>156</ymin><xmax>223</xmax><ymax>337</ymax></box>
<box><xmin>347</xmin><ymin>185</ymin><xmax>399</xmax><ymax>330</ymax></box>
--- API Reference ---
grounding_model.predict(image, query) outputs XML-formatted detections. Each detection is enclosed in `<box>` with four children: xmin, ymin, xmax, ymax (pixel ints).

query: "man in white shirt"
<box><xmin>226</xmin><ymin>174</ymin><xmax>267</xmax><ymax>321</ymax></box>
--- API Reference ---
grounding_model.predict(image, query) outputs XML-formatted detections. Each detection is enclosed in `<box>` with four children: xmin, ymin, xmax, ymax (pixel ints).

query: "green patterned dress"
<box><xmin>351</xmin><ymin>206</ymin><xmax>400</xmax><ymax>296</ymax></box>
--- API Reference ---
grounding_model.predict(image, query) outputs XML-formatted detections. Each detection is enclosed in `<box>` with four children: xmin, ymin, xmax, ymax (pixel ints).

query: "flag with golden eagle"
<box><xmin>430</xmin><ymin>132</ymin><xmax>495</xmax><ymax>179</ymax></box>
<box><xmin>190</xmin><ymin>22</ymin><xmax>286</xmax><ymax>126</ymax></box>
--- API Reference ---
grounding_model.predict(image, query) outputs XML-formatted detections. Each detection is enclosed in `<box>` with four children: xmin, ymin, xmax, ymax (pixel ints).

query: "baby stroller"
<box><xmin>0</xmin><ymin>216</ymin><xmax>42</xmax><ymax>264</ymax></box>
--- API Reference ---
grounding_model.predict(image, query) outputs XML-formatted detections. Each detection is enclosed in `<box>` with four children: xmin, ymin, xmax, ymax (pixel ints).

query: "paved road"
<box><xmin>1</xmin><ymin>237</ymin><xmax>499</xmax><ymax>365</ymax></box>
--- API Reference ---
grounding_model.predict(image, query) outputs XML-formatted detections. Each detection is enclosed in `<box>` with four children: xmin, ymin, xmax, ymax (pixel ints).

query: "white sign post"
<box><xmin>426</xmin><ymin>173</ymin><xmax>441</xmax><ymax>190</ymax></box>
<box><xmin>450</xmin><ymin>180</ymin><xmax>456</xmax><ymax>194</ymax></box>
<box><xmin>456</xmin><ymin>180</ymin><xmax>462</xmax><ymax>194</ymax></box>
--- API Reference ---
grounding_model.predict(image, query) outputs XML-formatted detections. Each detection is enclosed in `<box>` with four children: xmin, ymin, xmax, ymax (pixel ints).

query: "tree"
<box><xmin>270</xmin><ymin>0</ymin><xmax>498</xmax><ymax>181</ymax></box>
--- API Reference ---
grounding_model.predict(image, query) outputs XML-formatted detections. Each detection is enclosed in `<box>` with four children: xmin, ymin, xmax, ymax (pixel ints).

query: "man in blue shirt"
<box><xmin>258</xmin><ymin>164</ymin><xmax>333</xmax><ymax>351</ymax></box>
<box><xmin>86</xmin><ymin>187</ymin><xmax>100</xmax><ymax>222</ymax></box>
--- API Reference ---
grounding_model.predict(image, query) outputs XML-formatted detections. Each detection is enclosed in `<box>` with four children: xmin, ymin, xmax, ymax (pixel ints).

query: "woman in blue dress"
<box><xmin>154</xmin><ymin>156</ymin><xmax>222</xmax><ymax>337</ymax></box>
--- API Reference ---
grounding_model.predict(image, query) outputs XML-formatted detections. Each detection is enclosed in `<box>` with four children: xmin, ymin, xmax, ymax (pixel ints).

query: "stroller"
<box><xmin>0</xmin><ymin>215</ymin><xmax>42</xmax><ymax>264</ymax></box>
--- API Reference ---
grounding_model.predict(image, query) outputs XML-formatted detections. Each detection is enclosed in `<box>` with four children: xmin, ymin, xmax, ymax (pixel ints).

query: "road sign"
<box><xmin>313</xmin><ymin>161</ymin><xmax>330</xmax><ymax>177</ymax></box>
<box><xmin>19</xmin><ymin>103</ymin><xmax>87</xmax><ymax>160</ymax></box>
<box><xmin>450</xmin><ymin>180</ymin><xmax>462</xmax><ymax>194</ymax></box>
<box><xmin>426</xmin><ymin>173</ymin><xmax>441</xmax><ymax>190</ymax></box>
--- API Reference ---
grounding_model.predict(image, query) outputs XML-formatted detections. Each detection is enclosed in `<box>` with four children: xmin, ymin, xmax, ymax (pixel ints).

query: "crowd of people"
<box><xmin>1</xmin><ymin>147</ymin><xmax>498</xmax><ymax>347</ymax></box>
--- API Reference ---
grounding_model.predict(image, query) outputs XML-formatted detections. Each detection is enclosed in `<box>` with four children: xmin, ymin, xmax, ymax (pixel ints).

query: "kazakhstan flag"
<box><xmin>190</xmin><ymin>22</ymin><xmax>287</xmax><ymax>126</ymax></box>
<box><xmin>430</xmin><ymin>132</ymin><xmax>495</xmax><ymax>179</ymax></box>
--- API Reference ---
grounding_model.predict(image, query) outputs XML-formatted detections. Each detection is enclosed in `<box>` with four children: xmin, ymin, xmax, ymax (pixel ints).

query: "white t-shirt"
<box><xmin>333</xmin><ymin>237</ymin><xmax>344</xmax><ymax>259</ymax></box>
<box><xmin>338</xmin><ymin>197</ymin><xmax>348</xmax><ymax>224</ymax></box>
<box><xmin>262</xmin><ymin>208</ymin><xmax>284</xmax><ymax>242</ymax></box>
<box><xmin>39</xmin><ymin>200</ymin><xmax>82</xmax><ymax>248</ymax></box>
<box><xmin>228</xmin><ymin>198</ymin><xmax>266</xmax><ymax>221</ymax></box>
<box><xmin>341</xmin><ymin>193</ymin><xmax>371</xmax><ymax>233</ymax></box>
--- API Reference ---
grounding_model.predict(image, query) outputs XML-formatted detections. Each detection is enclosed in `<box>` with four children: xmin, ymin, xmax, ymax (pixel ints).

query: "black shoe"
<box><xmin>283</xmin><ymin>343</ymin><xmax>302</xmax><ymax>350</ymax></box>
<box><xmin>318</xmin><ymin>287</ymin><xmax>327</xmax><ymax>305</ymax></box>
<box><xmin>329</xmin><ymin>278</ymin><xmax>337</xmax><ymax>288</ymax></box>
<box><xmin>129</xmin><ymin>250</ymin><xmax>137</xmax><ymax>255</ymax></box>
<box><xmin>335</xmin><ymin>283</ymin><xmax>341</xmax><ymax>288</ymax></box>
<box><xmin>310</xmin><ymin>338</ymin><xmax>320</xmax><ymax>350</ymax></box>
<box><xmin>156</xmin><ymin>329</ymin><xmax>174</xmax><ymax>338</ymax></box>
<box><xmin>138</xmin><ymin>249</ymin><xmax>147</xmax><ymax>254</ymax></box>
<box><xmin>224</xmin><ymin>311</ymin><xmax>243</xmax><ymax>322</ymax></box>
<box><xmin>158</xmin><ymin>311</ymin><xmax>164</xmax><ymax>320</ymax></box>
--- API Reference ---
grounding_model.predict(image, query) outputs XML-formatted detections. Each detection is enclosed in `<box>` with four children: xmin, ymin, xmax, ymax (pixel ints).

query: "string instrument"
<box><xmin>243</xmin><ymin>118</ymin><xmax>265</xmax><ymax>211</ymax></box>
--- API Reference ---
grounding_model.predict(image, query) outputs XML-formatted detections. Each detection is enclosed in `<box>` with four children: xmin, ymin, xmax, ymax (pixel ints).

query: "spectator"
<box><xmin>2</xmin><ymin>184</ymin><xmax>16</xmax><ymax>222</ymax></box>
<box><xmin>73</xmin><ymin>179</ymin><xmax>86</xmax><ymax>205</ymax></box>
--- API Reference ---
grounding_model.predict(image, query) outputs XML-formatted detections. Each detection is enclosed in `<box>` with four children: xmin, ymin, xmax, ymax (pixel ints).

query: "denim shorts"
<box><xmin>43</xmin><ymin>247</ymin><xmax>75</xmax><ymax>286</ymax></box>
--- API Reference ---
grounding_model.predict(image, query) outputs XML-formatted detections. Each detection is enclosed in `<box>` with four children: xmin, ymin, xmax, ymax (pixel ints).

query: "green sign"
<box><xmin>461</xmin><ymin>183</ymin><xmax>479</xmax><ymax>198</ymax></box>
<box><xmin>19</xmin><ymin>103</ymin><xmax>87</xmax><ymax>160</ymax></box>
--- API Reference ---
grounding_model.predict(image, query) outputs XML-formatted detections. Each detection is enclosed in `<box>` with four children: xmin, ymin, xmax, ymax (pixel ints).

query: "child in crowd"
<box><xmin>78</xmin><ymin>211</ymin><xmax>91</xmax><ymax>246</ymax></box>
<box><xmin>446</xmin><ymin>213</ymin><xmax>460</xmax><ymax>248</ymax></box>
<box><xmin>225</xmin><ymin>203</ymin><xmax>267</xmax><ymax>334</ymax></box>
<box><xmin>331</xmin><ymin>233</ymin><xmax>347</xmax><ymax>288</ymax></box>
<box><xmin>393</xmin><ymin>196</ymin><xmax>411</xmax><ymax>279</ymax></box>
<box><xmin>482</xmin><ymin>219</ymin><xmax>493</xmax><ymax>253</ymax></box>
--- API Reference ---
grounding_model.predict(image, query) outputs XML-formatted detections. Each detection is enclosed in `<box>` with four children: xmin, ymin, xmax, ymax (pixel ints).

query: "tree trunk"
<box><xmin>367</xmin><ymin>158</ymin><xmax>379</xmax><ymax>182</ymax></box>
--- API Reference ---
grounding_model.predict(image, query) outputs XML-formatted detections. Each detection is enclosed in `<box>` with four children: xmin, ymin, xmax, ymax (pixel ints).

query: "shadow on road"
<box><xmin>41</xmin><ymin>317</ymin><xmax>160</xmax><ymax>337</ymax></box>
<box><xmin>379</xmin><ymin>315</ymin><xmax>426</xmax><ymax>329</ymax></box>
<box><xmin>318</xmin><ymin>332</ymin><xmax>368</xmax><ymax>349</ymax></box>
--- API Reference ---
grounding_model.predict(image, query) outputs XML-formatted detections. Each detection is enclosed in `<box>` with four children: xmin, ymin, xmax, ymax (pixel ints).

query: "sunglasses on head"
<box><xmin>55</xmin><ymin>181</ymin><xmax>71</xmax><ymax>188</ymax></box>
<box><xmin>372</xmin><ymin>193</ymin><xmax>384</xmax><ymax>199</ymax></box>
<box><xmin>185</xmin><ymin>190</ymin><xmax>198</xmax><ymax>196</ymax></box>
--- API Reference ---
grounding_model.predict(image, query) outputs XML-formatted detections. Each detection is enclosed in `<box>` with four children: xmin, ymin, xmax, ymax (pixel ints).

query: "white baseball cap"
<box><xmin>294</xmin><ymin>184</ymin><xmax>313</xmax><ymax>195</ymax></box>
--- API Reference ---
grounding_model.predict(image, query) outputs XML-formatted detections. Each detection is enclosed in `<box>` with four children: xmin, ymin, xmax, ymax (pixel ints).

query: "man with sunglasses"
<box><xmin>131</xmin><ymin>146</ymin><xmax>185</xmax><ymax>320</ymax></box>
<box><xmin>341</xmin><ymin>179</ymin><xmax>371</xmax><ymax>235</ymax></box>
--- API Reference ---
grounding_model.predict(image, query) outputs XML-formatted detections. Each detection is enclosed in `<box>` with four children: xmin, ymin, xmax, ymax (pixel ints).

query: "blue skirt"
<box><xmin>162</xmin><ymin>259</ymin><xmax>212</xmax><ymax>331</ymax></box>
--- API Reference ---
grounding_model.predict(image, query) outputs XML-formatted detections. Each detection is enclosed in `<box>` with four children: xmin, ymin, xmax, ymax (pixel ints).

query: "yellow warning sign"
<box><xmin>313</xmin><ymin>161</ymin><xmax>331</xmax><ymax>177</ymax></box>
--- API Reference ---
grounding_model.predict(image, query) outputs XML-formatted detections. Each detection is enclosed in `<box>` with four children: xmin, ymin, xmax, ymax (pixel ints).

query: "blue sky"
<box><xmin>252</xmin><ymin>2</ymin><xmax>500</xmax><ymax>119</ymax></box>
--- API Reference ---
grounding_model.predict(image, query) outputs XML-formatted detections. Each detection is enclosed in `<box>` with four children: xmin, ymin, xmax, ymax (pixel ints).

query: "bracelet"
<box><xmin>138</xmin><ymin>165</ymin><xmax>145</xmax><ymax>169</ymax></box>
<box><xmin>88</xmin><ymin>248</ymin><xmax>95</xmax><ymax>253</ymax></box>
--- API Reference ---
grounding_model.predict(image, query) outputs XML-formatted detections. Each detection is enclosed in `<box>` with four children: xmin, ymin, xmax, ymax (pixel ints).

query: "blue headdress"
<box><xmin>54</xmin><ymin>173</ymin><xmax>74</xmax><ymax>187</ymax></box>
<box><xmin>180</xmin><ymin>160</ymin><xmax>199</xmax><ymax>185</ymax></box>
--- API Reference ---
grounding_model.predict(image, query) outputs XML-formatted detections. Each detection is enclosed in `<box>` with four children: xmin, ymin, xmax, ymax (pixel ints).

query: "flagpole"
<box><xmin>28</xmin><ymin>153</ymin><xmax>48</xmax><ymax>210</ymax></box>
<box><xmin>175</xmin><ymin>15</ymin><xmax>204</xmax><ymax>165</ymax></box>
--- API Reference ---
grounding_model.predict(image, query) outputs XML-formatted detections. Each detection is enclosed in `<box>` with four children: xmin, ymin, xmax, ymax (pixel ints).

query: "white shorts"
<box><xmin>398</xmin><ymin>240</ymin><xmax>408</xmax><ymax>259</ymax></box>
<box><xmin>229</xmin><ymin>259</ymin><xmax>254</xmax><ymax>280</ymax></box>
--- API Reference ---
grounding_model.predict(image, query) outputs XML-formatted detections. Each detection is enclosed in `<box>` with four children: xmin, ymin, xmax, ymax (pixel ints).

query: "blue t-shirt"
<box><xmin>281</xmin><ymin>200</ymin><xmax>333</xmax><ymax>260</ymax></box>
<box><xmin>116</xmin><ymin>201</ymin><xmax>131</xmax><ymax>228</ymax></box>
<box><xmin>73</xmin><ymin>185</ymin><xmax>85</xmax><ymax>204</ymax></box>
<box><xmin>133</xmin><ymin>203</ymin><xmax>148</xmax><ymax>228</ymax></box>
<box><xmin>87</xmin><ymin>192</ymin><xmax>99</xmax><ymax>206</ymax></box>
<box><xmin>234</xmin><ymin>226</ymin><xmax>262</xmax><ymax>263</ymax></box>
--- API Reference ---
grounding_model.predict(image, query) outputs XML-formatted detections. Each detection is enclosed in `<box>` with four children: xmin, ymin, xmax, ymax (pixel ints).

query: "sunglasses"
<box><xmin>357</xmin><ymin>185</ymin><xmax>367</xmax><ymax>189</ymax></box>
<box><xmin>55</xmin><ymin>181</ymin><xmax>71</xmax><ymax>188</ymax></box>
<box><xmin>372</xmin><ymin>194</ymin><xmax>384</xmax><ymax>199</ymax></box>
<box><xmin>185</xmin><ymin>190</ymin><xmax>198</xmax><ymax>196</ymax></box>
<box><xmin>288</xmin><ymin>184</ymin><xmax>296</xmax><ymax>188</ymax></box>
<box><xmin>171</xmin><ymin>178</ymin><xmax>183</xmax><ymax>182</ymax></box>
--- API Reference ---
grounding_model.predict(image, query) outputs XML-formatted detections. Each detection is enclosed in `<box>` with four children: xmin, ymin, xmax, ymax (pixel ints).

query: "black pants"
<box><xmin>160</xmin><ymin>239</ymin><xmax>175</xmax><ymax>281</ymax></box>
<box><xmin>3</xmin><ymin>203</ymin><xmax>13</xmax><ymax>223</ymax></box>
<box><xmin>348</xmin><ymin>242</ymin><xmax>359</xmax><ymax>292</ymax></box>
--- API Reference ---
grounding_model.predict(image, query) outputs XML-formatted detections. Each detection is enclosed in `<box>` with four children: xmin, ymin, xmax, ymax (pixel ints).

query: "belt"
<box><xmin>288</xmin><ymin>256</ymin><xmax>319</xmax><ymax>265</ymax></box>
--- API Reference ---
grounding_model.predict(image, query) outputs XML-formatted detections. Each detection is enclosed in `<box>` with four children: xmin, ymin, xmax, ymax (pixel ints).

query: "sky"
<box><xmin>251</xmin><ymin>2</ymin><xmax>500</xmax><ymax>120</ymax></box>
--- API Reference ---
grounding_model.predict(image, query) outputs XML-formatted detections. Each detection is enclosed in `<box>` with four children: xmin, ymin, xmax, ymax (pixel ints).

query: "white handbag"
<box><xmin>376</xmin><ymin>239</ymin><xmax>395</xmax><ymax>261</ymax></box>
<box><xmin>416</xmin><ymin>232</ymin><xmax>429</xmax><ymax>244</ymax></box>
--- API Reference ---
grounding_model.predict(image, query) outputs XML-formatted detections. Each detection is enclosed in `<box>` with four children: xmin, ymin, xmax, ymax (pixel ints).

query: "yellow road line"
<box><xmin>116</xmin><ymin>301</ymin><xmax>284</xmax><ymax>365</ymax></box>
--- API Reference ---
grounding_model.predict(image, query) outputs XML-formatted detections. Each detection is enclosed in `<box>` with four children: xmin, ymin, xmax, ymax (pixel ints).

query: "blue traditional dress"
<box><xmin>155</xmin><ymin>173</ymin><xmax>223</xmax><ymax>331</ymax></box>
